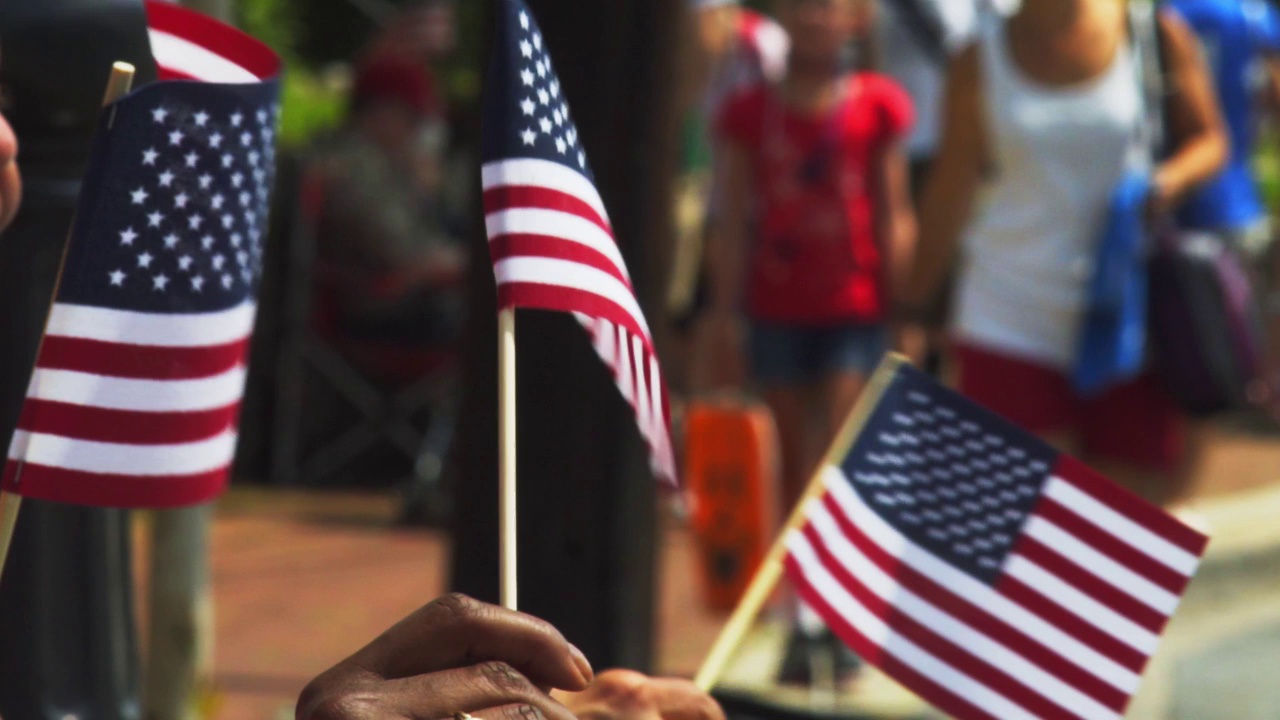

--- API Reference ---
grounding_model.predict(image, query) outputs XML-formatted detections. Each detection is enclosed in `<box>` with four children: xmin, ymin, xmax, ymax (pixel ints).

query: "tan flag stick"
<box><xmin>0</xmin><ymin>61</ymin><xmax>137</xmax><ymax>583</ymax></box>
<box><xmin>693</xmin><ymin>354</ymin><xmax>906</xmax><ymax>691</ymax></box>
<box><xmin>498</xmin><ymin>308</ymin><xmax>518</xmax><ymax>610</ymax></box>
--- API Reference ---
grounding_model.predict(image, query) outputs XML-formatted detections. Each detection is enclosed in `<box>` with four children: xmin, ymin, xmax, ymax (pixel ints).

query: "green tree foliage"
<box><xmin>237</xmin><ymin>0</ymin><xmax>349</xmax><ymax>146</ymax></box>
<box><xmin>232</xmin><ymin>0</ymin><xmax>488</xmax><ymax>147</ymax></box>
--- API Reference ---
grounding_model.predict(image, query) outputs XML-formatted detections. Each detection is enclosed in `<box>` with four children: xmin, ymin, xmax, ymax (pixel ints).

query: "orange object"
<box><xmin>684</xmin><ymin>397</ymin><xmax>779</xmax><ymax>612</ymax></box>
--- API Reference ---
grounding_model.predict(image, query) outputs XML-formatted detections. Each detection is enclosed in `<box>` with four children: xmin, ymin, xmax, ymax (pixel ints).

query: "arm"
<box><xmin>705</xmin><ymin>139</ymin><xmax>754</xmax><ymax>313</ymax></box>
<box><xmin>876</xmin><ymin>140</ymin><xmax>917</xmax><ymax>302</ymax></box>
<box><xmin>1264</xmin><ymin>55</ymin><xmax>1280</xmax><ymax>123</ymax></box>
<box><xmin>1151</xmin><ymin>10</ymin><xmax>1229</xmax><ymax>212</ymax></box>
<box><xmin>900</xmin><ymin>44</ymin><xmax>987</xmax><ymax>314</ymax></box>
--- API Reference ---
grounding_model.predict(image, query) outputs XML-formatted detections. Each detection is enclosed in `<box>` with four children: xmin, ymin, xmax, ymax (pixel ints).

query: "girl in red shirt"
<box><xmin>705</xmin><ymin>0</ymin><xmax>916</xmax><ymax>683</ymax></box>
<box><xmin>709</xmin><ymin>0</ymin><xmax>915</xmax><ymax>528</ymax></box>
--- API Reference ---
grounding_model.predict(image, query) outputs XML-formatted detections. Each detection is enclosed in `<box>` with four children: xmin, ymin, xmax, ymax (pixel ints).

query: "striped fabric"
<box><xmin>786</xmin><ymin>362</ymin><xmax>1209</xmax><ymax>720</ymax></box>
<box><xmin>1</xmin><ymin>0</ymin><xmax>280</xmax><ymax>507</ymax></box>
<box><xmin>481</xmin><ymin>0</ymin><xmax>675</xmax><ymax>483</ymax></box>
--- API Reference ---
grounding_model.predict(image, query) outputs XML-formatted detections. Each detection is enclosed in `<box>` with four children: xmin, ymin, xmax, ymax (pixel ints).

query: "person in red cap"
<box><xmin>308</xmin><ymin>50</ymin><xmax>468</xmax><ymax>348</ymax></box>
<box><xmin>363</xmin><ymin>0</ymin><xmax>458</xmax><ymax>66</ymax></box>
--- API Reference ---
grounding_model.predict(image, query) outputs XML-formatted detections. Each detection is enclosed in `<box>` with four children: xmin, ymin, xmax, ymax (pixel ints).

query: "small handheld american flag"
<box><xmin>786</xmin><ymin>358</ymin><xmax>1209</xmax><ymax>720</ymax></box>
<box><xmin>481</xmin><ymin>0</ymin><xmax>676</xmax><ymax>485</ymax></box>
<box><xmin>0</xmin><ymin>1</ymin><xmax>281</xmax><ymax>508</ymax></box>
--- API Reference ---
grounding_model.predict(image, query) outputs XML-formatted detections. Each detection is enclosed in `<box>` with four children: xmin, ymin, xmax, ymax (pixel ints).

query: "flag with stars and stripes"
<box><xmin>481</xmin><ymin>0</ymin><xmax>676</xmax><ymax>484</ymax></box>
<box><xmin>0</xmin><ymin>0</ymin><xmax>280</xmax><ymax>508</ymax></box>
<box><xmin>786</xmin><ymin>359</ymin><xmax>1209</xmax><ymax>720</ymax></box>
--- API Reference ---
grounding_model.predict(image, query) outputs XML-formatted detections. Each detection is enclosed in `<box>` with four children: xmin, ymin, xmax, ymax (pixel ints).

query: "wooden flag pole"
<box><xmin>498</xmin><ymin>307</ymin><xmax>518</xmax><ymax>610</ymax></box>
<box><xmin>693</xmin><ymin>354</ymin><xmax>906</xmax><ymax>692</ymax></box>
<box><xmin>0</xmin><ymin>61</ymin><xmax>137</xmax><ymax>584</ymax></box>
<box><xmin>0</xmin><ymin>493</ymin><xmax>20</xmax><ymax>581</ymax></box>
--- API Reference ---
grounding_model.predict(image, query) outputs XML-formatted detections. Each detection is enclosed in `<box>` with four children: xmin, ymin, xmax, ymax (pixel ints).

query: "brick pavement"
<box><xmin>135</xmin><ymin>489</ymin><xmax>725</xmax><ymax>720</ymax></box>
<box><xmin>145</xmin><ymin>428</ymin><xmax>1280</xmax><ymax>719</ymax></box>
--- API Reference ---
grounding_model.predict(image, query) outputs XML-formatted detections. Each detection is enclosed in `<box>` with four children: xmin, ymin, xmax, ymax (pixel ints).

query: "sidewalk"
<box><xmin>145</xmin><ymin>491</ymin><xmax>734</xmax><ymax>719</ymax></box>
<box><xmin>149</xmin><ymin>426</ymin><xmax>1280</xmax><ymax>719</ymax></box>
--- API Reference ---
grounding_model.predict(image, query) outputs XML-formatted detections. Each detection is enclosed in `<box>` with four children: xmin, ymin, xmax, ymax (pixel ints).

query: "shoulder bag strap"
<box><xmin>1128</xmin><ymin>2</ymin><xmax>1169</xmax><ymax>162</ymax></box>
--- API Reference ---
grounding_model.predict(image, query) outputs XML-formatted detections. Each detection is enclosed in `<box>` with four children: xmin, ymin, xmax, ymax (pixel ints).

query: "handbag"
<box><xmin>1073</xmin><ymin>169</ymin><xmax>1150</xmax><ymax>397</ymax></box>
<box><xmin>683</xmin><ymin>396</ymin><xmax>778</xmax><ymax>611</ymax></box>
<box><xmin>1132</xmin><ymin>3</ymin><xmax>1264</xmax><ymax>416</ymax></box>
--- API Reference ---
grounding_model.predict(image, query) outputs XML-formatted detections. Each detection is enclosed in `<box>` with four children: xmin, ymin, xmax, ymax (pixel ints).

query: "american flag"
<box><xmin>0</xmin><ymin>1</ymin><xmax>280</xmax><ymax>508</ymax></box>
<box><xmin>481</xmin><ymin>0</ymin><xmax>676</xmax><ymax>483</ymax></box>
<box><xmin>786</xmin><ymin>360</ymin><xmax>1209</xmax><ymax>720</ymax></box>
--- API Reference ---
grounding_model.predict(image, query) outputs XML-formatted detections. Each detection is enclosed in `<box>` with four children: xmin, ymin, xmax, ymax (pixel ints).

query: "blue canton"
<box><xmin>840</xmin><ymin>365</ymin><xmax>1058</xmax><ymax>584</ymax></box>
<box><xmin>482</xmin><ymin>0</ymin><xmax>592</xmax><ymax>182</ymax></box>
<box><xmin>58</xmin><ymin>79</ymin><xmax>280</xmax><ymax>314</ymax></box>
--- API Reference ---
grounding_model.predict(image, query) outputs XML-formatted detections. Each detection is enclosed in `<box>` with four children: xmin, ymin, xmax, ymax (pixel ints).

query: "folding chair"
<box><xmin>272</xmin><ymin>164</ymin><xmax>460</xmax><ymax>519</ymax></box>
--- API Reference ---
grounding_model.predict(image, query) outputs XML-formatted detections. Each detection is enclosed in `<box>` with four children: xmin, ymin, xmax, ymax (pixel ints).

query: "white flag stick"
<box><xmin>498</xmin><ymin>307</ymin><xmax>518</xmax><ymax>610</ymax></box>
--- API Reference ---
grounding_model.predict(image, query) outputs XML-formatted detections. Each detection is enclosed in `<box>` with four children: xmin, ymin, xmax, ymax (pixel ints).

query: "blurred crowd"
<box><xmin>7</xmin><ymin>0</ymin><xmax>1280</xmax><ymax>715</ymax></box>
<box><xmin>270</xmin><ymin>0</ymin><xmax>1280</xmax><ymax>691</ymax></box>
<box><xmin>670</xmin><ymin>0</ymin><xmax>1280</xmax><ymax>689</ymax></box>
<box><xmin>213</xmin><ymin>0</ymin><xmax>1280</xmax><ymax>697</ymax></box>
<box><xmin>675</xmin><ymin>0</ymin><xmax>1280</xmax><ymax>510</ymax></box>
<box><xmin>283</xmin><ymin>0</ymin><xmax>1276</xmax><ymax>515</ymax></box>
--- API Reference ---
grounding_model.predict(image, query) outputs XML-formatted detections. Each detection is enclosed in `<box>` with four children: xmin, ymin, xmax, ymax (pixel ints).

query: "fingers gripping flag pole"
<box><xmin>697</xmin><ymin>356</ymin><xmax>1211</xmax><ymax>720</ymax></box>
<box><xmin>483</xmin><ymin>0</ymin><xmax>678</xmax><ymax>609</ymax></box>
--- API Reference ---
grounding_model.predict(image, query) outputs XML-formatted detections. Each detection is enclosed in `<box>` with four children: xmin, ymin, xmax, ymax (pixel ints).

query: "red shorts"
<box><xmin>955</xmin><ymin>343</ymin><xmax>1186</xmax><ymax>473</ymax></box>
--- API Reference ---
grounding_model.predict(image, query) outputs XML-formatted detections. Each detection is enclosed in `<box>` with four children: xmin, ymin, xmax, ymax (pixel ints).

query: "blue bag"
<box><xmin>1073</xmin><ymin>170</ymin><xmax>1150</xmax><ymax>396</ymax></box>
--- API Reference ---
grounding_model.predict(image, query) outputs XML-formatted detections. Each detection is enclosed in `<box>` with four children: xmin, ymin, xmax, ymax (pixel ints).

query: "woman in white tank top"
<box><xmin>900</xmin><ymin>0</ymin><xmax>1227</xmax><ymax>505</ymax></box>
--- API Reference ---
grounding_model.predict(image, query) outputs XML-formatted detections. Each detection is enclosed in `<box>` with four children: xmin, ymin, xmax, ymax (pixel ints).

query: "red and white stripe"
<box><xmin>146</xmin><ymin>0</ymin><xmax>280</xmax><ymax>83</ymax></box>
<box><xmin>3</xmin><ymin>302</ymin><xmax>254</xmax><ymax>507</ymax></box>
<box><xmin>483</xmin><ymin>157</ymin><xmax>675</xmax><ymax>484</ymax></box>
<box><xmin>785</xmin><ymin>462</ymin><xmax>1207</xmax><ymax>720</ymax></box>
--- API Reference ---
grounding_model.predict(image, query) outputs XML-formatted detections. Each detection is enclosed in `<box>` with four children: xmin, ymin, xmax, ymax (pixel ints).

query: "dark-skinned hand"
<box><xmin>296</xmin><ymin>595</ymin><xmax>725</xmax><ymax>720</ymax></box>
<box><xmin>297</xmin><ymin>594</ymin><xmax>594</xmax><ymax>720</ymax></box>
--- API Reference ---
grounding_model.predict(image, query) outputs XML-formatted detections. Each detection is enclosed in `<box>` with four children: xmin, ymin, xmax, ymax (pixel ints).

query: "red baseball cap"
<box><xmin>352</xmin><ymin>54</ymin><xmax>441</xmax><ymax>118</ymax></box>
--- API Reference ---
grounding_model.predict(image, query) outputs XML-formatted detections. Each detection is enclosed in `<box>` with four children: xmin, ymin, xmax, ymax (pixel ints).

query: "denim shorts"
<box><xmin>749</xmin><ymin>321</ymin><xmax>890</xmax><ymax>385</ymax></box>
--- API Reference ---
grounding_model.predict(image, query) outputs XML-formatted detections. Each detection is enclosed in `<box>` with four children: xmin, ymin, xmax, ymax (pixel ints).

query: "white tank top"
<box><xmin>953</xmin><ymin>12</ymin><xmax>1142</xmax><ymax>369</ymax></box>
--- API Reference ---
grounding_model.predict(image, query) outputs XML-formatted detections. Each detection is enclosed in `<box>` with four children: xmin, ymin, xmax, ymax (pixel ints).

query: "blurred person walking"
<box><xmin>670</xmin><ymin>0</ymin><xmax>789</xmax><ymax>384</ymax></box>
<box><xmin>1166</xmin><ymin>0</ymin><xmax>1280</xmax><ymax>251</ymax></box>
<box><xmin>705</xmin><ymin>0</ymin><xmax>916</xmax><ymax>682</ymax></box>
<box><xmin>875</xmin><ymin>0</ymin><xmax>984</xmax><ymax>196</ymax></box>
<box><xmin>873</xmin><ymin>0</ymin><xmax>1016</xmax><ymax>373</ymax></box>
<box><xmin>901</xmin><ymin>0</ymin><xmax>1228</xmax><ymax>506</ymax></box>
<box><xmin>1165</xmin><ymin>0</ymin><xmax>1280</xmax><ymax>417</ymax></box>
